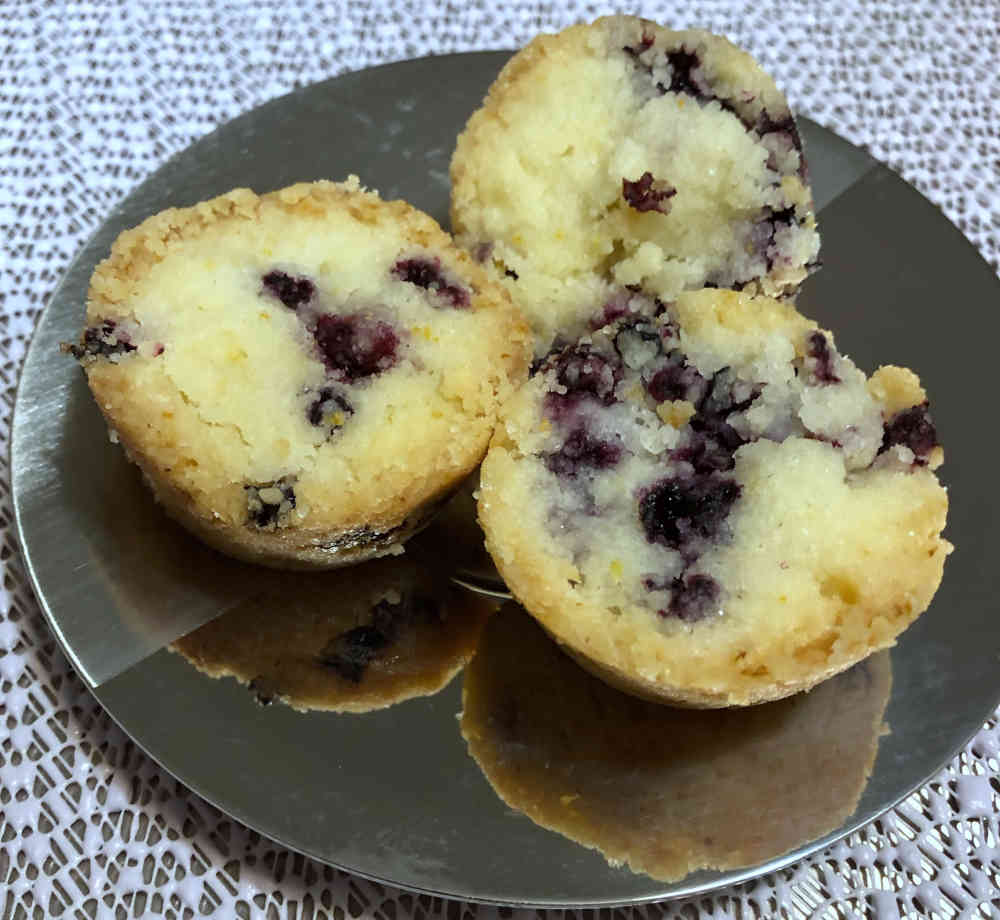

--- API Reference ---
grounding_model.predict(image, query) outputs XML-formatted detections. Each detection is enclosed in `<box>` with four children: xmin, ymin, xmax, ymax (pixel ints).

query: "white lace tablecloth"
<box><xmin>2</xmin><ymin>1</ymin><xmax>998</xmax><ymax>916</ymax></box>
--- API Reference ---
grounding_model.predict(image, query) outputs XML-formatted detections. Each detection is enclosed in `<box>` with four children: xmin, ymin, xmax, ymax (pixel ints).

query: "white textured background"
<box><xmin>1</xmin><ymin>1</ymin><xmax>998</xmax><ymax>917</ymax></box>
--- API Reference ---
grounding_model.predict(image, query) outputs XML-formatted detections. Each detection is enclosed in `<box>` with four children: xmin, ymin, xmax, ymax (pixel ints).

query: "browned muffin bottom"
<box><xmin>461</xmin><ymin>606</ymin><xmax>891</xmax><ymax>882</ymax></box>
<box><xmin>172</xmin><ymin>554</ymin><xmax>497</xmax><ymax>713</ymax></box>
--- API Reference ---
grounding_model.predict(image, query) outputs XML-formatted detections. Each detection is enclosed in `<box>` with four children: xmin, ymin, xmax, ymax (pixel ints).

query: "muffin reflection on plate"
<box><xmin>172</xmin><ymin>555</ymin><xmax>496</xmax><ymax>713</ymax></box>
<box><xmin>461</xmin><ymin>605</ymin><xmax>890</xmax><ymax>882</ymax></box>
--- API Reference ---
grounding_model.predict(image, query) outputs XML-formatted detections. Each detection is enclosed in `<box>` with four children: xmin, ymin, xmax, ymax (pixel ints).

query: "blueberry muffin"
<box><xmin>70</xmin><ymin>179</ymin><xmax>530</xmax><ymax>568</ymax></box>
<box><xmin>462</xmin><ymin>606</ymin><xmax>890</xmax><ymax>881</ymax></box>
<box><xmin>451</xmin><ymin>15</ymin><xmax>820</xmax><ymax>355</ymax></box>
<box><xmin>478</xmin><ymin>289</ymin><xmax>950</xmax><ymax>706</ymax></box>
<box><xmin>173</xmin><ymin>554</ymin><xmax>496</xmax><ymax>713</ymax></box>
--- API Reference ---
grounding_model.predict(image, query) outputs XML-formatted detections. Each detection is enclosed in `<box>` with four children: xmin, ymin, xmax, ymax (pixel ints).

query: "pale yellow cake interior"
<box><xmin>479</xmin><ymin>290</ymin><xmax>949</xmax><ymax>706</ymax></box>
<box><xmin>451</xmin><ymin>16</ymin><xmax>819</xmax><ymax>354</ymax></box>
<box><xmin>83</xmin><ymin>179</ymin><xmax>529</xmax><ymax>566</ymax></box>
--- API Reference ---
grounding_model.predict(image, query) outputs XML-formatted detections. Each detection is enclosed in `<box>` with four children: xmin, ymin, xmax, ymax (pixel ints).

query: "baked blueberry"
<box><xmin>392</xmin><ymin>256</ymin><xmax>471</xmax><ymax>308</ymax></box>
<box><xmin>262</xmin><ymin>270</ymin><xmax>316</xmax><ymax>310</ymax></box>
<box><xmin>313</xmin><ymin>313</ymin><xmax>400</xmax><ymax>381</ymax></box>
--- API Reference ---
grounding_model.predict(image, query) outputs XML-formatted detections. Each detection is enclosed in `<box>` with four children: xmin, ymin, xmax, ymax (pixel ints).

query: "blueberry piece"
<box><xmin>624</xmin><ymin>40</ymin><xmax>713</xmax><ymax>102</ymax></box>
<box><xmin>673</xmin><ymin>370</ymin><xmax>758</xmax><ymax>473</ymax></box>
<box><xmin>756</xmin><ymin>110</ymin><xmax>804</xmax><ymax>152</ymax></box>
<box><xmin>646</xmin><ymin>353</ymin><xmax>707</xmax><ymax>404</ymax></box>
<box><xmin>622</xmin><ymin>172</ymin><xmax>677</xmax><ymax>214</ymax></box>
<box><xmin>313</xmin><ymin>314</ymin><xmax>399</xmax><ymax>381</ymax></box>
<box><xmin>665</xmin><ymin>574</ymin><xmax>721</xmax><ymax>621</ymax></box>
<box><xmin>543</xmin><ymin>344</ymin><xmax>623</xmax><ymax>420</ymax></box>
<box><xmin>69</xmin><ymin>320</ymin><xmax>137</xmax><ymax>360</ymax></box>
<box><xmin>880</xmin><ymin>403</ymin><xmax>938</xmax><ymax>463</ymax></box>
<box><xmin>639</xmin><ymin>476</ymin><xmax>741</xmax><ymax>551</ymax></box>
<box><xmin>805</xmin><ymin>332</ymin><xmax>841</xmax><ymax>384</ymax></box>
<box><xmin>665</xmin><ymin>47</ymin><xmax>705</xmax><ymax>97</ymax></box>
<box><xmin>545</xmin><ymin>427</ymin><xmax>623</xmax><ymax>478</ymax></box>
<box><xmin>755</xmin><ymin>111</ymin><xmax>806</xmax><ymax>175</ymax></box>
<box><xmin>392</xmin><ymin>257</ymin><xmax>470</xmax><ymax>308</ymax></box>
<box><xmin>750</xmin><ymin>205</ymin><xmax>798</xmax><ymax>271</ymax></box>
<box><xmin>672</xmin><ymin>431</ymin><xmax>736</xmax><ymax>475</ymax></box>
<box><xmin>307</xmin><ymin>387</ymin><xmax>354</xmax><ymax>427</ymax></box>
<box><xmin>262</xmin><ymin>270</ymin><xmax>315</xmax><ymax>310</ymax></box>
<box><xmin>590</xmin><ymin>289</ymin><xmax>667</xmax><ymax>331</ymax></box>
<box><xmin>245</xmin><ymin>479</ymin><xmax>296</xmax><ymax>529</ymax></box>
<box><xmin>553</xmin><ymin>345</ymin><xmax>621</xmax><ymax>403</ymax></box>
<box><xmin>317</xmin><ymin>625</ymin><xmax>390</xmax><ymax>683</ymax></box>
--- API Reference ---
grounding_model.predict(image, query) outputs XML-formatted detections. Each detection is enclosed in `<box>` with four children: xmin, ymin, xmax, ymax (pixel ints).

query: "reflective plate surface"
<box><xmin>11</xmin><ymin>52</ymin><xmax>1000</xmax><ymax>907</ymax></box>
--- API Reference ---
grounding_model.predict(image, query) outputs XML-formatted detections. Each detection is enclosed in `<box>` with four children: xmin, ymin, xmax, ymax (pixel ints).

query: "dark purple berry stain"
<box><xmin>879</xmin><ymin>403</ymin><xmax>938</xmax><ymax>463</ymax></box>
<box><xmin>554</xmin><ymin>346</ymin><xmax>620</xmax><ymax>401</ymax></box>
<box><xmin>639</xmin><ymin>475</ymin><xmax>741</xmax><ymax>552</ymax></box>
<box><xmin>318</xmin><ymin>625</ymin><xmax>389</xmax><ymax>683</ymax></box>
<box><xmin>544</xmin><ymin>344</ymin><xmax>623</xmax><ymax>419</ymax></box>
<box><xmin>646</xmin><ymin>353</ymin><xmax>708</xmax><ymax>404</ymax></box>
<box><xmin>262</xmin><ymin>270</ymin><xmax>316</xmax><ymax>310</ymax></box>
<box><xmin>318</xmin><ymin>593</ymin><xmax>439</xmax><ymax>682</ymax></box>
<box><xmin>664</xmin><ymin>573</ymin><xmax>721</xmax><ymax>621</ymax></box>
<box><xmin>664</xmin><ymin>47</ymin><xmax>704</xmax><ymax>97</ymax></box>
<box><xmin>756</xmin><ymin>110</ymin><xmax>804</xmax><ymax>153</ymax></box>
<box><xmin>307</xmin><ymin>387</ymin><xmax>354</xmax><ymax>427</ymax></box>
<box><xmin>750</xmin><ymin>205</ymin><xmax>798</xmax><ymax>271</ymax></box>
<box><xmin>590</xmin><ymin>288</ymin><xmax>668</xmax><ymax>331</ymax></box>
<box><xmin>804</xmin><ymin>332</ymin><xmax>841</xmax><ymax>384</ymax></box>
<box><xmin>622</xmin><ymin>172</ymin><xmax>677</xmax><ymax>214</ymax></box>
<box><xmin>698</xmin><ymin>368</ymin><xmax>760</xmax><ymax>418</ymax></box>
<box><xmin>621</xmin><ymin>41</ymin><xmax>808</xmax><ymax>183</ymax></box>
<box><xmin>245</xmin><ymin>479</ymin><xmax>296</xmax><ymax>529</ymax></box>
<box><xmin>392</xmin><ymin>257</ymin><xmax>470</xmax><ymax>308</ymax></box>
<box><xmin>681</xmin><ymin>371</ymin><xmax>760</xmax><ymax>473</ymax></box>
<box><xmin>313</xmin><ymin>313</ymin><xmax>399</xmax><ymax>382</ymax></box>
<box><xmin>754</xmin><ymin>110</ymin><xmax>807</xmax><ymax>178</ymax></box>
<box><xmin>69</xmin><ymin>320</ymin><xmax>137</xmax><ymax>360</ymax></box>
<box><xmin>622</xmin><ymin>32</ymin><xmax>655</xmax><ymax>58</ymax></box>
<box><xmin>545</xmin><ymin>427</ymin><xmax>623</xmax><ymax>478</ymax></box>
<box><xmin>622</xmin><ymin>39</ymin><xmax>712</xmax><ymax>104</ymax></box>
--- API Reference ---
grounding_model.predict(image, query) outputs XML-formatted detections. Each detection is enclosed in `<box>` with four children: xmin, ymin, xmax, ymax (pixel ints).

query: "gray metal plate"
<box><xmin>11</xmin><ymin>52</ymin><xmax>1000</xmax><ymax>907</ymax></box>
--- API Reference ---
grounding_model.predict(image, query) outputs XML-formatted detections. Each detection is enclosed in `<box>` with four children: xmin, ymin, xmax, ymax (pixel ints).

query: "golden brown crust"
<box><xmin>172</xmin><ymin>555</ymin><xmax>496</xmax><ymax>712</ymax></box>
<box><xmin>478</xmin><ymin>293</ymin><xmax>951</xmax><ymax>707</ymax></box>
<box><xmin>79</xmin><ymin>179</ymin><xmax>530</xmax><ymax>568</ymax></box>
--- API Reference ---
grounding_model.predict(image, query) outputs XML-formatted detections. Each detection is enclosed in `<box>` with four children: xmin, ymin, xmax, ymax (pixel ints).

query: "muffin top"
<box><xmin>77</xmin><ymin>178</ymin><xmax>530</xmax><ymax>563</ymax></box>
<box><xmin>451</xmin><ymin>15</ymin><xmax>819</xmax><ymax>354</ymax></box>
<box><xmin>478</xmin><ymin>289</ymin><xmax>949</xmax><ymax>705</ymax></box>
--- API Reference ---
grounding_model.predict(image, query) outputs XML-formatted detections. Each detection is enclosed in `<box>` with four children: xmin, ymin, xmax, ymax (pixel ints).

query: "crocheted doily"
<box><xmin>1</xmin><ymin>1</ymin><xmax>997</xmax><ymax>916</ymax></box>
